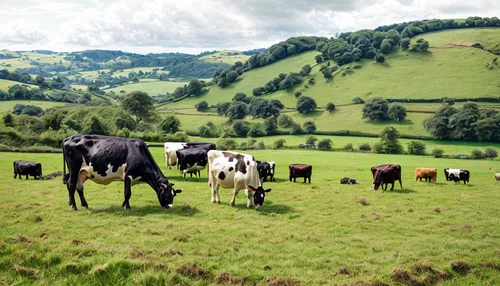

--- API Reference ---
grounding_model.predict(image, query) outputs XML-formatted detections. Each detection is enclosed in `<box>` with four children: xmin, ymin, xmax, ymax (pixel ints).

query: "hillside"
<box><xmin>198</xmin><ymin>50</ymin><xmax>250</xmax><ymax>65</ymax></box>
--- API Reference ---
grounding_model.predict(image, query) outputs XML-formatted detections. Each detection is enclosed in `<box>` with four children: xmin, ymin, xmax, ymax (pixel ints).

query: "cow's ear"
<box><xmin>264</xmin><ymin>188</ymin><xmax>271</xmax><ymax>193</ymax></box>
<box><xmin>161</xmin><ymin>183</ymin><xmax>167</xmax><ymax>189</ymax></box>
<box><xmin>175</xmin><ymin>189</ymin><xmax>182</xmax><ymax>194</ymax></box>
<box><xmin>248</xmin><ymin>185</ymin><xmax>257</xmax><ymax>192</ymax></box>
<box><xmin>170</xmin><ymin>183</ymin><xmax>175</xmax><ymax>187</ymax></box>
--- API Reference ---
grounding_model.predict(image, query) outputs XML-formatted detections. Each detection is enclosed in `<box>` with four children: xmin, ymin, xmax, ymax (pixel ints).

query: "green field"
<box><xmin>422</xmin><ymin>28</ymin><xmax>500</xmax><ymax>53</ymax></box>
<box><xmin>0</xmin><ymin>79</ymin><xmax>37</xmax><ymax>92</ymax></box>
<box><xmin>0</xmin><ymin>50</ymin><xmax>21</xmax><ymax>58</ymax></box>
<box><xmin>1</xmin><ymin>149</ymin><xmax>499</xmax><ymax>285</ymax></box>
<box><xmin>0</xmin><ymin>100</ymin><xmax>70</xmax><ymax>112</ymax></box>
<box><xmin>104</xmin><ymin>80</ymin><xmax>189</xmax><ymax>96</ymax></box>
<box><xmin>199</xmin><ymin>50</ymin><xmax>250</xmax><ymax>65</ymax></box>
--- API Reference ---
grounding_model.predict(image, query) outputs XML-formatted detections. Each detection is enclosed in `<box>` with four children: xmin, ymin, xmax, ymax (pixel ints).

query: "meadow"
<box><xmin>198</xmin><ymin>50</ymin><xmax>250</xmax><ymax>65</ymax></box>
<box><xmin>1</xmin><ymin>148</ymin><xmax>499</xmax><ymax>285</ymax></box>
<box><xmin>0</xmin><ymin>100</ymin><xmax>69</xmax><ymax>113</ymax></box>
<box><xmin>421</xmin><ymin>28</ymin><xmax>500</xmax><ymax>52</ymax></box>
<box><xmin>103</xmin><ymin>80</ymin><xmax>190</xmax><ymax>96</ymax></box>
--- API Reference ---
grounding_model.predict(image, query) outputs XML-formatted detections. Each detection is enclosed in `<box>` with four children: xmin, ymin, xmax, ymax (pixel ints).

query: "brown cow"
<box><xmin>415</xmin><ymin>168</ymin><xmax>437</xmax><ymax>183</ymax></box>
<box><xmin>289</xmin><ymin>164</ymin><xmax>312</xmax><ymax>183</ymax></box>
<box><xmin>495</xmin><ymin>173</ymin><xmax>500</xmax><ymax>181</ymax></box>
<box><xmin>371</xmin><ymin>164</ymin><xmax>402</xmax><ymax>191</ymax></box>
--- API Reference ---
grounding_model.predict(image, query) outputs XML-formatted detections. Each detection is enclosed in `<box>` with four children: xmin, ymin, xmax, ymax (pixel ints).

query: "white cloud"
<box><xmin>0</xmin><ymin>0</ymin><xmax>499</xmax><ymax>54</ymax></box>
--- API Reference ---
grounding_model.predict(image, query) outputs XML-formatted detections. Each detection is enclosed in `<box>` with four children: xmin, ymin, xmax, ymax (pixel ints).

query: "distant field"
<box><xmin>110</xmin><ymin>67</ymin><xmax>166</xmax><ymax>78</ymax></box>
<box><xmin>422</xmin><ymin>28</ymin><xmax>500</xmax><ymax>53</ymax></box>
<box><xmin>0</xmin><ymin>57</ymin><xmax>35</xmax><ymax>69</ymax></box>
<box><xmin>199</xmin><ymin>50</ymin><xmax>250</xmax><ymax>65</ymax></box>
<box><xmin>0</xmin><ymin>79</ymin><xmax>37</xmax><ymax>91</ymax></box>
<box><xmin>104</xmin><ymin>80</ymin><xmax>189</xmax><ymax>96</ymax></box>
<box><xmin>0</xmin><ymin>100</ymin><xmax>68</xmax><ymax>112</ymax></box>
<box><xmin>0</xmin><ymin>50</ymin><xmax>21</xmax><ymax>58</ymax></box>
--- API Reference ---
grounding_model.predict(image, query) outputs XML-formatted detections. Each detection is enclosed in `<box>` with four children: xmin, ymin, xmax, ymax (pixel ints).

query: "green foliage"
<box><xmin>273</xmin><ymin>138</ymin><xmax>286</xmax><ymax>149</ymax></box>
<box><xmin>325</xmin><ymin>102</ymin><xmax>335</xmax><ymax>112</ymax></box>
<box><xmin>388</xmin><ymin>103</ymin><xmax>407</xmax><ymax>121</ymax></box>
<box><xmin>317</xmin><ymin>138</ymin><xmax>333</xmax><ymax>151</ymax></box>
<box><xmin>343</xmin><ymin>143</ymin><xmax>353</xmax><ymax>151</ymax></box>
<box><xmin>305</xmin><ymin>135</ymin><xmax>318</xmax><ymax>145</ymax></box>
<box><xmin>484</xmin><ymin>147</ymin><xmax>498</xmax><ymax>159</ymax></box>
<box><xmin>375</xmin><ymin>53</ymin><xmax>385</xmax><ymax>63</ymax></box>
<box><xmin>165</xmin><ymin>131</ymin><xmax>190</xmax><ymax>142</ymax></box>
<box><xmin>248</xmin><ymin>98</ymin><xmax>284</xmax><ymax>119</ymax></box>
<box><xmin>257</xmin><ymin>141</ymin><xmax>266</xmax><ymax>149</ymax></box>
<box><xmin>379</xmin><ymin>39</ymin><xmax>393</xmax><ymax>54</ymax></box>
<box><xmin>81</xmin><ymin>113</ymin><xmax>110</xmax><ymax>135</ymax></box>
<box><xmin>226</xmin><ymin>101</ymin><xmax>248</xmax><ymax>121</ymax></box>
<box><xmin>195</xmin><ymin>101</ymin><xmax>209</xmax><ymax>112</ymax></box>
<box><xmin>373</xmin><ymin>142</ymin><xmax>384</xmax><ymax>154</ymax></box>
<box><xmin>121</xmin><ymin>91</ymin><xmax>155</xmax><ymax>123</ymax></box>
<box><xmin>263</xmin><ymin>117</ymin><xmax>278</xmax><ymax>135</ymax></box>
<box><xmin>410</xmin><ymin>38</ymin><xmax>430</xmax><ymax>52</ymax></box>
<box><xmin>116</xmin><ymin>128</ymin><xmax>131</xmax><ymax>138</ymax></box>
<box><xmin>359</xmin><ymin>143</ymin><xmax>371</xmax><ymax>151</ymax></box>
<box><xmin>407</xmin><ymin>141</ymin><xmax>426</xmax><ymax>155</ymax></box>
<box><xmin>431</xmin><ymin>148</ymin><xmax>444</xmax><ymax>158</ymax></box>
<box><xmin>449</xmin><ymin>103</ymin><xmax>481</xmax><ymax>141</ymax></box>
<box><xmin>290</xmin><ymin>123</ymin><xmax>303</xmax><ymax>135</ymax></box>
<box><xmin>386</xmin><ymin>29</ymin><xmax>401</xmax><ymax>45</ymax></box>
<box><xmin>378</xmin><ymin>126</ymin><xmax>404</xmax><ymax>154</ymax></box>
<box><xmin>352</xmin><ymin>97</ymin><xmax>365</xmax><ymax>104</ymax></box>
<box><xmin>252</xmin><ymin>87</ymin><xmax>267</xmax><ymax>96</ymax></box>
<box><xmin>442</xmin><ymin>98</ymin><xmax>455</xmax><ymax>105</ymax></box>
<box><xmin>158</xmin><ymin>115</ymin><xmax>180</xmax><ymax>134</ymax></box>
<box><xmin>400</xmin><ymin>37</ymin><xmax>410</xmax><ymax>50</ymax></box>
<box><xmin>362</xmin><ymin>97</ymin><xmax>389</xmax><ymax>120</ymax></box>
<box><xmin>232</xmin><ymin>93</ymin><xmax>251</xmax><ymax>104</ymax></box>
<box><xmin>217</xmin><ymin>138</ymin><xmax>237</xmax><ymax>150</ymax></box>
<box><xmin>115</xmin><ymin>113</ymin><xmax>137</xmax><ymax>131</ymax></box>
<box><xmin>247</xmin><ymin>123</ymin><xmax>266</xmax><ymax>137</ymax></box>
<box><xmin>277</xmin><ymin>114</ymin><xmax>294</xmax><ymax>128</ymax></box>
<box><xmin>302</xmin><ymin>121</ymin><xmax>316</xmax><ymax>134</ymax></box>
<box><xmin>12</xmin><ymin>104</ymin><xmax>44</xmax><ymax>116</ymax></box>
<box><xmin>470</xmin><ymin>148</ymin><xmax>484</xmax><ymax>159</ymax></box>
<box><xmin>186</xmin><ymin>79</ymin><xmax>203</xmax><ymax>95</ymax></box>
<box><xmin>199</xmin><ymin>122</ymin><xmax>219</xmax><ymax>138</ymax></box>
<box><xmin>216</xmin><ymin>102</ymin><xmax>231</xmax><ymax>116</ymax></box>
<box><xmin>296</xmin><ymin>96</ymin><xmax>317</xmax><ymax>114</ymax></box>
<box><xmin>232</xmin><ymin>120</ymin><xmax>250</xmax><ymax>137</ymax></box>
<box><xmin>315</xmin><ymin>54</ymin><xmax>323</xmax><ymax>64</ymax></box>
<box><xmin>300</xmin><ymin>64</ymin><xmax>312</xmax><ymax>76</ymax></box>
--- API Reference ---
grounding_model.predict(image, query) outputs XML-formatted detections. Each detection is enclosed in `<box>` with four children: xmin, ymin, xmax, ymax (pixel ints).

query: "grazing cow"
<box><xmin>208</xmin><ymin>150</ymin><xmax>271</xmax><ymax>209</ymax></box>
<box><xmin>289</xmin><ymin>164</ymin><xmax>313</xmax><ymax>183</ymax></box>
<box><xmin>257</xmin><ymin>161</ymin><xmax>276</xmax><ymax>182</ymax></box>
<box><xmin>62</xmin><ymin>135</ymin><xmax>182</xmax><ymax>211</ymax></box>
<box><xmin>340</xmin><ymin>177</ymin><xmax>357</xmax><ymax>184</ymax></box>
<box><xmin>164</xmin><ymin>142</ymin><xmax>216</xmax><ymax>169</ymax></box>
<box><xmin>445</xmin><ymin>169</ymin><xmax>470</xmax><ymax>184</ymax></box>
<box><xmin>371</xmin><ymin>164</ymin><xmax>402</xmax><ymax>191</ymax></box>
<box><xmin>415</xmin><ymin>168</ymin><xmax>437</xmax><ymax>183</ymax></box>
<box><xmin>13</xmin><ymin>160</ymin><xmax>43</xmax><ymax>180</ymax></box>
<box><xmin>176</xmin><ymin>147</ymin><xmax>208</xmax><ymax>178</ymax></box>
<box><xmin>495</xmin><ymin>173</ymin><xmax>500</xmax><ymax>181</ymax></box>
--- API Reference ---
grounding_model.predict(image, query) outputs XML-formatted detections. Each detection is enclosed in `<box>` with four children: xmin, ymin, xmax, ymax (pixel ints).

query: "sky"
<box><xmin>1</xmin><ymin>0</ymin><xmax>499</xmax><ymax>55</ymax></box>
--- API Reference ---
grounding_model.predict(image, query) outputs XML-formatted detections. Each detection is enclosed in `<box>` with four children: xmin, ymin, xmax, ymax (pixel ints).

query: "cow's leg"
<box><xmin>66</xmin><ymin>173</ymin><xmax>79</xmax><ymax>211</ymax></box>
<box><xmin>293</xmin><ymin>177</ymin><xmax>296</xmax><ymax>182</ymax></box>
<box><xmin>308</xmin><ymin>176</ymin><xmax>311</xmax><ymax>184</ymax></box>
<box><xmin>304</xmin><ymin>177</ymin><xmax>306</xmax><ymax>183</ymax></box>
<box><xmin>26</xmin><ymin>174</ymin><xmax>29</xmax><ymax>180</ymax></box>
<box><xmin>14</xmin><ymin>172</ymin><xmax>17</xmax><ymax>179</ymax></box>
<box><xmin>76</xmin><ymin>173</ymin><xmax>88</xmax><ymax>208</ymax></box>
<box><xmin>122</xmin><ymin>176</ymin><xmax>132</xmax><ymax>210</ymax></box>
<box><xmin>211</xmin><ymin>179</ymin><xmax>220</xmax><ymax>204</ymax></box>
<box><xmin>246</xmin><ymin>190</ymin><xmax>254</xmax><ymax>208</ymax></box>
<box><xmin>230</xmin><ymin>188</ymin><xmax>240</xmax><ymax>206</ymax></box>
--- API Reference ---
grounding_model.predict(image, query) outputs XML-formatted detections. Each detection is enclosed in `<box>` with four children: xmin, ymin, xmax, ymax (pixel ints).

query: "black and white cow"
<box><xmin>164</xmin><ymin>142</ymin><xmax>216</xmax><ymax>169</ymax></box>
<box><xmin>13</xmin><ymin>160</ymin><xmax>43</xmax><ymax>180</ymax></box>
<box><xmin>208</xmin><ymin>150</ymin><xmax>271</xmax><ymax>210</ymax></box>
<box><xmin>444</xmin><ymin>168</ymin><xmax>470</xmax><ymax>184</ymax></box>
<box><xmin>257</xmin><ymin>161</ymin><xmax>276</xmax><ymax>182</ymax></box>
<box><xmin>340</xmin><ymin>177</ymin><xmax>357</xmax><ymax>184</ymax></box>
<box><xmin>176</xmin><ymin>147</ymin><xmax>208</xmax><ymax>178</ymax></box>
<box><xmin>62</xmin><ymin>135</ymin><xmax>182</xmax><ymax>211</ymax></box>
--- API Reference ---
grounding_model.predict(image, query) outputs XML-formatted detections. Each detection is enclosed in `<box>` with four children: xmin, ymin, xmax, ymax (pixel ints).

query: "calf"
<box><xmin>371</xmin><ymin>164</ymin><xmax>402</xmax><ymax>191</ymax></box>
<box><xmin>257</xmin><ymin>161</ymin><xmax>276</xmax><ymax>182</ymax></box>
<box><xmin>13</xmin><ymin>160</ymin><xmax>43</xmax><ymax>180</ymax></box>
<box><xmin>415</xmin><ymin>168</ymin><xmax>437</xmax><ymax>183</ymax></box>
<box><xmin>289</xmin><ymin>164</ymin><xmax>312</xmax><ymax>183</ymax></box>
<box><xmin>208</xmin><ymin>150</ymin><xmax>271</xmax><ymax>210</ymax></box>
<box><xmin>62</xmin><ymin>135</ymin><xmax>182</xmax><ymax>211</ymax></box>
<box><xmin>340</xmin><ymin>177</ymin><xmax>357</xmax><ymax>184</ymax></box>
<box><xmin>176</xmin><ymin>147</ymin><xmax>208</xmax><ymax>178</ymax></box>
<box><xmin>164</xmin><ymin>142</ymin><xmax>216</xmax><ymax>169</ymax></box>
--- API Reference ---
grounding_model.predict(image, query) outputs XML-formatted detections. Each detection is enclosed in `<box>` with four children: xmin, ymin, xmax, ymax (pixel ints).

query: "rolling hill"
<box><xmin>198</xmin><ymin>50</ymin><xmax>250</xmax><ymax>65</ymax></box>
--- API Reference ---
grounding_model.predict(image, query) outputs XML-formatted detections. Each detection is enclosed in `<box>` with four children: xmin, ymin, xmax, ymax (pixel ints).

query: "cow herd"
<box><xmin>9</xmin><ymin>135</ymin><xmax>499</xmax><ymax>211</ymax></box>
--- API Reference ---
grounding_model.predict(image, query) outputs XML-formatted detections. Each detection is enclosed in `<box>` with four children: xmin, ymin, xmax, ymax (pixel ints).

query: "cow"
<box><xmin>415</xmin><ymin>168</ymin><xmax>437</xmax><ymax>183</ymax></box>
<box><xmin>371</xmin><ymin>164</ymin><xmax>402</xmax><ymax>191</ymax></box>
<box><xmin>257</xmin><ymin>161</ymin><xmax>276</xmax><ymax>182</ymax></box>
<box><xmin>495</xmin><ymin>173</ymin><xmax>500</xmax><ymax>181</ymax></box>
<box><xmin>13</xmin><ymin>160</ymin><xmax>43</xmax><ymax>180</ymax></box>
<box><xmin>62</xmin><ymin>135</ymin><xmax>182</xmax><ymax>211</ymax></box>
<box><xmin>208</xmin><ymin>150</ymin><xmax>271</xmax><ymax>210</ymax></box>
<box><xmin>445</xmin><ymin>169</ymin><xmax>470</xmax><ymax>184</ymax></box>
<box><xmin>340</xmin><ymin>177</ymin><xmax>357</xmax><ymax>184</ymax></box>
<box><xmin>176</xmin><ymin>147</ymin><xmax>208</xmax><ymax>178</ymax></box>
<box><xmin>289</xmin><ymin>164</ymin><xmax>312</xmax><ymax>183</ymax></box>
<box><xmin>164</xmin><ymin>142</ymin><xmax>216</xmax><ymax>169</ymax></box>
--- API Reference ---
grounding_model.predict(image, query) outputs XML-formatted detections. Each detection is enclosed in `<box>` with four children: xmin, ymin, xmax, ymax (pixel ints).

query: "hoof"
<box><xmin>71</xmin><ymin>206</ymin><xmax>78</xmax><ymax>211</ymax></box>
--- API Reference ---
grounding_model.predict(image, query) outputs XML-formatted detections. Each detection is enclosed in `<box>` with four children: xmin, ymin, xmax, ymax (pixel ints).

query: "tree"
<box><xmin>216</xmin><ymin>102</ymin><xmax>231</xmax><ymax>116</ymax></box>
<box><xmin>121</xmin><ymin>91</ymin><xmax>155</xmax><ymax>123</ymax></box>
<box><xmin>305</xmin><ymin>135</ymin><xmax>318</xmax><ymax>145</ymax></box>
<box><xmin>217</xmin><ymin>138</ymin><xmax>237</xmax><ymax>150</ymax></box>
<box><xmin>81</xmin><ymin>114</ymin><xmax>110</xmax><ymax>135</ymax></box>
<box><xmin>443</xmin><ymin>98</ymin><xmax>455</xmax><ymax>105</ymax></box>
<box><xmin>300</xmin><ymin>64</ymin><xmax>312</xmax><ymax>76</ymax></box>
<box><xmin>343</xmin><ymin>143</ymin><xmax>353</xmax><ymax>151</ymax></box>
<box><xmin>277</xmin><ymin>114</ymin><xmax>294</xmax><ymax>128</ymax></box>
<box><xmin>388</xmin><ymin>103</ymin><xmax>407</xmax><ymax>121</ymax></box>
<box><xmin>380</xmin><ymin>39</ymin><xmax>393</xmax><ymax>54</ymax></box>
<box><xmin>449</xmin><ymin>103</ymin><xmax>481</xmax><ymax>141</ymax></box>
<box><xmin>424</xmin><ymin>104</ymin><xmax>458</xmax><ymax>139</ymax></box>
<box><xmin>375</xmin><ymin>53</ymin><xmax>385</xmax><ymax>63</ymax></box>
<box><xmin>232</xmin><ymin>93</ymin><xmax>251</xmax><ymax>103</ymax></box>
<box><xmin>379</xmin><ymin>126</ymin><xmax>403</xmax><ymax>154</ymax></box>
<box><xmin>400</xmin><ymin>37</ymin><xmax>410</xmax><ymax>50</ymax></box>
<box><xmin>3</xmin><ymin>113</ymin><xmax>14</xmax><ymax>127</ymax></box>
<box><xmin>484</xmin><ymin>147</ymin><xmax>498</xmax><ymax>159</ymax></box>
<box><xmin>410</xmin><ymin>38</ymin><xmax>429</xmax><ymax>52</ymax></box>
<box><xmin>296</xmin><ymin>96</ymin><xmax>317</xmax><ymax>114</ymax></box>
<box><xmin>187</xmin><ymin>79</ymin><xmax>203</xmax><ymax>95</ymax></box>
<box><xmin>158</xmin><ymin>115</ymin><xmax>180</xmax><ymax>134</ymax></box>
<box><xmin>362</xmin><ymin>97</ymin><xmax>389</xmax><ymax>121</ymax></box>
<box><xmin>233</xmin><ymin>120</ymin><xmax>250</xmax><ymax>137</ymax></box>
<box><xmin>226</xmin><ymin>101</ymin><xmax>248</xmax><ymax>120</ymax></box>
<box><xmin>273</xmin><ymin>139</ymin><xmax>286</xmax><ymax>149</ymax></box>
<box><xmin>359</xmin><ymin>143</ymin><xmax>371</xmax><ymax>151</ymax></box>
<box><xmin>315</xmin><ymin>54</ymin><xmax>323</xmax><ymax>64</ymax></box>
<box><xmin>325</xmin><ymin>102</ymin><xmax>335</xmax><ymax>112</ymax></box>
<box><xmin>317</xmin><ymin>139</ymin><xmax>333</xmax><ymax>151</ymax></box>
<box><xmin>247</xmin><ymin>123</ymin><xmax>266</xmax><ymax>137</ymax></box>
<box><xmin>303</xmin><ymin>121</ymin><xmax>316</xmax><ymax>134</ymax></box>
<box><xmin>195</xmin><ymin>101</ymin><xmax>209</xmax><ymax>112</ymax></box>
<box><xmin>115</xmin><ymin>113</ymin><xmax>136</xmax><ymax>131</ymax></box>
<box><xmin>264</xmin><ymin>116</ymin><xmax>278</xmax><ymax>135</ymax></box>
<box><xmin>407</xmin><ymin>141</ymin><xmax>426</xmax><ymax>155</ymax></box>
<box><xmin>431</xmin><ymin>148</ymin><xmax>444</xmax><ymax>158</ymax></box>
<box><xmin>290</xmin><ymin>123</ymin><xmax>302</xmax><ymax>135</ymax></box>
<box><xmin>35</xmin><ymin>75</ymin><xmax>45</xmax><ymax>85</ymax></box>
<box><xmin>470</xmin><ymin>149</ymin><xmax>484</xmax><ymax>159</ymax></box>
<box><xmin>386</xmin><ymin>29</ymin><xmax>401</xmax><ymax>46</ymax></box>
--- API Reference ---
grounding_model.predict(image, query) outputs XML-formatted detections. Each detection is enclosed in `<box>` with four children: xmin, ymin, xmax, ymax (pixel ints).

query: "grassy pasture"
<box><xmin>0</xmin><ymin>79</ymin><xmax>37</xmax><ymax>92</ymax></box>
<box><xmin>0</xmin><ymin>100</ymin><xmax>69</xmax><ymax>113</ymax></box>
<box><xmin>421</xmin><ymin>28</ymin><xmax>500</xmax><ymax>53</ymax></box>
<box><xmin>0</xmin><ymin>149</ymin><xmax>499</xmax><ymax>285</ymax></box>
<box><xmin>103</xmin><ymin>80</ymin><xmax>190</xmax><ymax>96</ymax></box>
<box><xmin>198</xmin><ymin>50</ymin><xmax>250</xmax><ymax>65</ymax></box>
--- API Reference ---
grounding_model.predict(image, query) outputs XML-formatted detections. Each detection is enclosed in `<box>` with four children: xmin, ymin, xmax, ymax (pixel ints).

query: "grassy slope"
<box><xmin>422</xmin><ymin>27</ymin><xmax>500</xmax><ymax>52</ymax></box>
<box><xmin>0</xmin><ymin>149</ymin><xmax>499</xmax><ymax>285</ymax></box>
<box><xmin>0</xmin><ymin>79</ymin><xmax>37</xmax><ymax>91</ymax></box>
<box><xmin>103</xmin><ymin>80</ymin><xmax>189</xmax><ymax>96</ymax></box>
<box><xmin>198</xmin><ymin>50</ymin><xmax>250</xmax><ymax>65</ymax></box>
<box><xmin>0</xmin><ymin>100</ymin><xmax>69</xmax><ymax>112</ymax></box>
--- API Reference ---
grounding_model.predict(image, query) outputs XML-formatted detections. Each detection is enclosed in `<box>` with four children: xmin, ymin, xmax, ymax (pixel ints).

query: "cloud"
<box><xmin>0</xmin><ymin>20</ymin><xmax>48</xmax><ymax>44</ymax></box>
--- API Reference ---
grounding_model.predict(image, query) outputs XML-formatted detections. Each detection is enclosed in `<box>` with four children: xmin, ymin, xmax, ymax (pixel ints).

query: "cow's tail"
<box><xmin>62</xmin><ymin>149</ymin><xmax>68</xmax><ymax>184</ymax></box>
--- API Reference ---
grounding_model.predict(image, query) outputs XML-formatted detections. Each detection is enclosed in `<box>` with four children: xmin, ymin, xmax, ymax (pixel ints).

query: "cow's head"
<box><xmin>159</xmin><ymin>180</ymin><xmax>182</xmax><ymax>209</ymax></box>
<box><xmin>248</xmin><ymin>185</ymin><xmax>271</xmax><ymax>210</ymax></box>
<box><xmin>372</xmin><ymin>170</ymin><xmax>382</xmax><ymax>190</ymax></box>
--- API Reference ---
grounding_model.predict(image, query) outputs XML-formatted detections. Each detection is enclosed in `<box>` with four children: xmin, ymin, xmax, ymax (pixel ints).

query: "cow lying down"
<box><xmin>340</xmin><ymin>177</ymin><xmax>357</xmax><ymax>184</ymax></box>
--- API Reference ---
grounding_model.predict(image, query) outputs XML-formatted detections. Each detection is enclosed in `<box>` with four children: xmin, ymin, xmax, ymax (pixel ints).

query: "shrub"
<box><xmin>158</xmin><ymin>115</ymin><xmax>180</xmax><ymax>134</ymax></box>
<box><xmin>116</xmin><ymin>128</ymin><xmax>131</xmax><ymax>138</ymax></box>
<box><xmin>388</xmin><ymin>103</ymin><xmax>407</xmax><ymax>121</ymax></box>
<box><xmin>217</xmin><ymin>138</ymin><xmax>237</xmax><ymax>150</ymax></box>
<box><xmin>165</xmin><ymin>131</ymin><xmax>189</xmax><ymax>142</ymax></box>
<box><xmin>302</xmin><ymin>121</ymin><xmax>316</xmax><ymax>134</ymax></box>
<box><xmin>484</xmin><ymin>147</ymin><xmax>498</xmax><ymax>159</ymax></box>
<box><xmin>296</xmin><ymin>96</ymin><xmax>317</xmax><ymax>114</ymax></box>
<box><xmin>352</xmin><ymin>97</ymin><xmax>365</xmax><ymax>104</ymax></box>
<box><xmin>277</xmin><ymin>114</ymin><xmax>294</xmax><ymax>128</ymax></box>
<box><xmin>305</xmin><ymin>135</ymin><xmax>318</xmax><ymax>145</ymax></box>
<box><xmin>273</xmin><ymin>139</ymin><xmax>286</xmax><ymax>149</ymax></box>
<box><xmin>343</xmin><ymin>143</ymin><xmax>353</xmax><ymax>151</ymax></box>
<box><xmin>470</xmin><ymin>149</ymin><xmax>484</xmax><ymax>159</ymax></box>
<box><xmin>375</xmin><ymin>53</ymin><xmax>385</xmax><ymax>63</ymax></box>
<box><xmin>373</xmin><ymin>142</ymin><xmax>384</xmax><ymax>154</ymax></box>
<box><xmin>247</xmin><ymin>123</ymin><xmax>266</xmax><ymax>137</ymax></box>
<box><xmin>359</xmin><ymin>143</ymin><xmax>371</xmax><ymax>151</ymax></box>
<box><xmin>257</xmin><ymin>141</ymin><xmax>266</xmax><ymax>150</ymax></box>
<box><xmin>290</xmin><ymin>123</ymin><xmax>303</xmax><ymax>135</ymax></box>
<box><xmin>317</xmin><ymin>139</ymin><xmax>333</xmax><ymax>151</ymax></box>
<box><xmin>263</xmin><ymin>116</ymin><xmax>278</xmax><ymax>135</ymax></box>
<box><xmin>325</xmin><ymin>102</ymin><xmax>335</xmax><ymax>112</ymax></box>
<box><xmin>233</xmin><ymin>120</ymin><xmax>250</xmax><ymax>137</ymax></box>
<box><xmin>195</xmin><ymin>101</ymin><xmax>209</xmax><ymax>112</ymax></box>
<box><xmin>407</xmin><ymin>141</ymin><xmax>426</xmax><ymax>155</ymax></box>
<box><xmin>431</xmin><ymin>148</ymin><xmax>444</xmax><ymax>158</ymax></box>
<box><xmin>362</xmin><ymin>97</ymin><xmax>389</xmax><ymax>121</ymax></box>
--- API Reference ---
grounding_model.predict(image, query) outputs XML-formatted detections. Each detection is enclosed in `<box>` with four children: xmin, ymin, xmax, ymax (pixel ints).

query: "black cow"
<box><xmin>164</xmin><ymin>142</ymin><xmax>216</xmax><ymax>169</ymax></box>
<box><xmin>176</xmin><ymin>147</ymin><xmax>208</xmax><ymax>178</ymax></box>
<box><xmin>371</xmin><ymin>164</ymin><xmax>402</xmax><ymax>191</ymax></box>
<box><xmin>340</xmin><ymin>177</ymin><xmax>357</xmax><ymax>184</ymax></box>
<box><xmin>289</xmin><ymin>164</ymin><xmax>312</xmax><ymax>183</ymax></box>
<box><xmin>257</xmin><ymin>161</ymin><xmax>276</xmax><ymax>182</ymax></box>
<box><xmin>62</xmin><ymin>135</ymin><xmax>182</xmax><ymax>211</ymax></box>
<box><xmin>13</xmin><ymin>160</ymin><xmax>43</xmax><ymax>180</ymax></box>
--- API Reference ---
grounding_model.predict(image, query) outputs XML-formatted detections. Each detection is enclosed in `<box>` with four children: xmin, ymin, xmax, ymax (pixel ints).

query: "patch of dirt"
<box><xmin>451</xmin><ymin>260</ymin><xmax>471</xmax><ymax>275</ymax></box>
<box><xmin>176</xmin><ymin>262</ymin><xmax>209</xmax><ymax>280</ymax></box>
<box><xmin>130</xmin><ymin>247</ymin><xmax>150</xmax><ymax>258</ymax></box>
<box><xmin>357</xmin><ymin>198</ymin><xmax>369</xmax><ymax>206</ymax></box>
<box><xmin>34</xmin><ymin>216</ymin><xmax>42</xmax><ymax>223</ymax></box>
<box><xmin>267</xmin><ymin>276</ymin><xmax>301</xmax><ymax>286</ymax></box>
<box><xmin>412</xmin><ymin>262</ymin><xmax>450</xmax><ymax>283</ymax></box>
<box><xmin>484</xmin><ymin>261</ymin><xmax>500</xmax><ymax>270</ymax></box>
<box><xmin>345</xmin><ymin>281</ymin><xmax>389</xmax><ymax>286</ymax></box>
<box><xmin>89</xmin><ymin>263</ymin><xmax>108</xmax><ymax>275</ymax></box>
<box><xmin>372</xmin><ymin>213</ymin><xmax>380</xmax><ymax>220</ymax></box>
<box><xmin>173</xmin><ymin>234</ymin><xmax>190</xmax><ymax>242</ymax></box>
<box><xmin>214</xmin><ymin>272</ymin><xmax>246</xmax><ymax>285</ymax></box>
<box><xmin>147</xmin><ymin>262</ymin><xmax>168</xmax><ymax>270</ymax></box>
<box><xmin>333</xmin><ymin>266</ymin><xmax>351</xmax><ymax>277</ymax></box>
<box><xmin>264</xmin><ymin>265</ymin><xmax>272</xmax><ymax>271</ymax></box>
<box><xmin>434</xmin><ymin>207</ymin><xmax>441</xmax><ymax>213</ymax></box>
<box><xmin>181</xmin><ymin>204</ymin><xmax>192</xmax><ymax>210</ymax></box>
<box><xmin>42</xmin><ymin>171</ymin><xmax>63</xmax><ymax>180</ymax></box>
<box><xmin>14</xmin><ymin>265</ymin><xmax>38</xmax><ymax>279</ymax></box>
<box><xmin>165</xmin><ymin>247</ymin><xmax>184</xmax><ymax>256</ymax></box>
<box><xmin>71</xmin><ymin>239</ymin><xmax>84</xmax><ymax>246</ymax></box>
<box><xmin>39</xmin><ymin>232</ymin><xmax>48</xmax><ymax>238</ymax></box>
<box><xmin>390</xmin><ymin>268</ymin><xmax>422</xmax><ymax>286</ymax></box>
<box><xmin>15</xmin><ymin>234</ymin><xmax>31</xmax><ymax>244</ymax></box>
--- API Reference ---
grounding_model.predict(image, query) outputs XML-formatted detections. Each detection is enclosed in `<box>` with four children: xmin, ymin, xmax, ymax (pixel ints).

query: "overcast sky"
<box><xmin>1</xmin><ymin>0</ymin><xmax>498</xmax><ymax>54</ymax></box>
